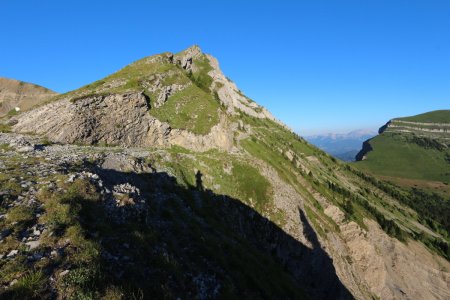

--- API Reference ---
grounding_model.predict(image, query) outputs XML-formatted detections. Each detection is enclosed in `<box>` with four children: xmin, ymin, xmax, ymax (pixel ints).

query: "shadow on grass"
<box><xmin>2</xmin><ymin>162</ymin><xmax>353</xmax><ymax>299</ymax></box>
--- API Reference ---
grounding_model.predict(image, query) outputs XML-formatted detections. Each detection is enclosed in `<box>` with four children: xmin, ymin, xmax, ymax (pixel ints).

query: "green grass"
<box><xmin>160</xmin><ymin>147</ymin><xmax>273</xmax><ymax>212</ymax></box>
<box><xmin>239</xmin><ymin>115</ymin><xmax>315</xmax><ymax>187</ymax></box>
<box><xmin>59</xmin><ymin>51</ymin><xmax>222</xmax><ymax>135</ymax></box>
<box><xmin>0</xmin><ymin>123</ymin><xmax>11</xmax><ymax>133</ymax></box>
<box><xmin>7</xmin><ymin>271</ymin><xmax>47</xmax><ymax>298</ymax></box>
<box><xmin>396</xmin><ymin>110</ymin><xmax>450</xmax><ymax>123</ymax></box>
<box><xmin>148</xmin><ymin>54</ymin><xmax>220</xmax><ymax>134</ymax></box>
<box><xmin>6</xmin><ymin>206</ymin><xmax>35</xmax><ymax>233</ymax></box>
<box><xmin>150</xmin><ymin>84</ymin><xmax>220</xmax><ymax>135</ymax></box>
<box><xmin>189</xmin><ymin>56</ymin><xmax>214</xmax><ymax>92</ymax></box>
<box><xmin>354</xmin><ymin>132</ymin><xmax>450</xmax><ymax>183</ymax></box>
<box><xmin>7</xmin><ymin>109</ymin><xmax>19</xmax><ymax>117</ymax></box>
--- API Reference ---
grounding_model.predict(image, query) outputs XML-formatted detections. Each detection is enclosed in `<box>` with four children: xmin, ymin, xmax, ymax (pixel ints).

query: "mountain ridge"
<box><xmin>305</xmin><ymin>129</ymin><xmax>376</xmax><ymax>161</ymax></box>
<box><xmin>0</xmin><ymin>77</ymin><xmax>57</xmax><ymax>117</ymax></box>
<box><xmin>8</xmin><ymin>46</ymin><xmax>285</xmax><ymax>151</ymax></box>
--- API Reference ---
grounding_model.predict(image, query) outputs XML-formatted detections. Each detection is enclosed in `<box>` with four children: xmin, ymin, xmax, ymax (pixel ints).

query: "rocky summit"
<box><xmin>0</xmin><ymin>47</ymin><xmax>449</xmax><ymax>299</ymax></box>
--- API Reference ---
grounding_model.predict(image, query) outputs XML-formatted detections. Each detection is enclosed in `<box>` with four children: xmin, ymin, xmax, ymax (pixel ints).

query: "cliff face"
<box><xmin>385</xmin><ymin>118</ymin><xmax>450</xmax><ymax>137</ymax></box>
<box><xmin>0</xmin><ymin>77</ymin><xmax>57</xmax><ymax>117</ymax></box>
<box><xmin>354</xmin><ymin>139</ymin><xmax>373</xmax><ymax>161</ymax></box>
<box><xmin>12</xmin><ymin>91</ymin><xmax>234</xmax><ymax>151</ymax></box>
<box><xmin>2</xmin><ymin>47</ymin><xmax>449</xmax><ymax>299</ymax></box>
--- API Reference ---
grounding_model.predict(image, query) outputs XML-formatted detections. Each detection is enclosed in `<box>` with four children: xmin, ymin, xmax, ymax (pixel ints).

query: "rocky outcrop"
<box><xmin>10</xmin><ymin>45</ymin><xmax>288</xmax><ymax>150</ymax></box>
<box><xmin>174</xmin><ymin>45</ymin><xmax>202</xmax><ymax>71</ymax></box>
<box><xmin>12</xmin><ymin>92</ymin><xmax>234</xmax><ymax>152</ymax></box>
<box><xmin>0</xmin><ymin>77</ymin><xmax>57</xmax><ymax>116</ymax></box>
<box><xmin>378</xmin><ymin>121</ymin><xmax>390</xmax><ymax>134</ymax></box>
<box><xmin>12</xmin><ymin>92</ymin><xmax>169</xmax><ymax>147</ymax></box>
<box><xmin>322</xmin><ymin>204</ymin><xmax>450</xmax><ymax>300</ymax></box>
<box><xmin>386</xmin><ymin>119</ymin><xmax>450</xmax><ymax>134</ymax></box>
<box><xmin>205</xmin><ymin>54</ymin><xmax>284</xmax><ymax>124</ymax></box>
<box><xmin>355</xmin><ymin>139</ymin><xmax>373</xmax><ymax>161</ymax></box>
<box><xmin>155</xmin><ymin>84</ymin><xmax>185</xmax><ymax>107</ymax></box>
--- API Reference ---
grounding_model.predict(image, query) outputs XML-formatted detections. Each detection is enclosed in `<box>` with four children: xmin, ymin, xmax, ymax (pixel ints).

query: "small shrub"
<box><xmin>42</xmin><ymin>196</ymin><xmax>73</xmax><ymax>232</ymax></box>
<box><xmin>0</xmin><ymin>123</ymin><xmax>11</xmax><ymax>133</ymax></box>
<box><xmin>6</xmin><ymin>270</ymin><xmax>46</xmax><ymax>298</ymax></box>
<box><xmin>102</xmin><ymin>286</ymin><xmax>124</xmax><ymax>300</ymax></box>
<box><xmin>7</xmin><ymin>109</ymin><xmax>19</xmax><ymax>117</ymax></box>
<box><xmin>7</xmin><ymin>206</ymin><xmax>35</xmax><ymax>231</ymax></box>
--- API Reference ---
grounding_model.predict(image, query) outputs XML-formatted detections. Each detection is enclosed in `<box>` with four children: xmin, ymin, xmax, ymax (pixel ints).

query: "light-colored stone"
<box><xmin>26</xmin><ymin>240</ymin><xmax>41</xmax><ymax>250</ymax></box>
<box><xmin>13</xmin><ymin>92</ymin><xmax>235</xmax><ymax>152</ymax></box>
<box><xmin>6</xmin><ymin>249</ymin><xmax>18</xmax><ymax>258</ymax></box>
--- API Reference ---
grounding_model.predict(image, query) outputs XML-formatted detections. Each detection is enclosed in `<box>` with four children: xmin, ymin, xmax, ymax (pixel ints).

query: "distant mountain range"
<box><xmin>305</xmin><ymin>129</ymin><xmax>376</xmax><ymax>161</ymax></box>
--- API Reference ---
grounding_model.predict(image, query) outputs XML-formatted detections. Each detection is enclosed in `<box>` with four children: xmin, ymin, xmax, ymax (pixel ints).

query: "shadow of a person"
<box><xmin>195</xmin><ymin>170</ymin><xmax>203</xmax><ymax>191</ymax></box>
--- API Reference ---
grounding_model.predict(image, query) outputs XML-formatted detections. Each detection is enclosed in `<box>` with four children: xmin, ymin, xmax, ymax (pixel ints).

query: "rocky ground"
<box><xmin>0</xmin><ymin>133</ymin><xmax>313</xmax><ymax>299</ymax></box>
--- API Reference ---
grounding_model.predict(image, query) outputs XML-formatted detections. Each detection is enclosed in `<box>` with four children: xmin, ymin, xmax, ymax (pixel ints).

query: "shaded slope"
<box><xmin>0</xmin><ymin>135</ymin><xmax>352</xmax><ymax>299</ymax></box>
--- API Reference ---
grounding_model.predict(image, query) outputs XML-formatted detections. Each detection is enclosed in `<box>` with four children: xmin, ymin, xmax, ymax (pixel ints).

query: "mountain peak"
<box><xmin>178</xmin><ymin>44</ymin><xmax>202</xmax><ymax>56</ymax></box>
<box><xmin>9</xmin><ymin>47</ymin><xmax>284</xmax><ymax>150</ymax></box>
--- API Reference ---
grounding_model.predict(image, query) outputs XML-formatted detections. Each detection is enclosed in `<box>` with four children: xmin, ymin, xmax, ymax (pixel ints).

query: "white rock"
<box><xmin>17</xmin><ymin>146</ymin><xmax>34</xmax><ymax>152</ymax></box>
<box><xmin>26</xmin><ymin>240</ymin><xmax>41</xmax><ymax>250</ymax></box>
<box><xmin>7</xmin><ymin>249</ymin><xmax>18</xmax><ymax>257</ymax></box>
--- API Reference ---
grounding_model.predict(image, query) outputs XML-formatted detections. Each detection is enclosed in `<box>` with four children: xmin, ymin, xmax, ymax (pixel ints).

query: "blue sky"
<box><xmin>1</xmin><ymin>1</ymin><xmax>449</xmax><ymax>135</ymax></box>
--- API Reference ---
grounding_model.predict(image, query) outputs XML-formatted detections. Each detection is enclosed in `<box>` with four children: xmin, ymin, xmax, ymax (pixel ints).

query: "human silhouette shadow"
<box><xmin>195</xmin><ymin>170</ymin><xmax>203</xmax><ymax>191</ymax></box>
<box><xmin>7</xmin><ymin>161</ymin><xmax>353</xmax><ymax>299</ymax></box>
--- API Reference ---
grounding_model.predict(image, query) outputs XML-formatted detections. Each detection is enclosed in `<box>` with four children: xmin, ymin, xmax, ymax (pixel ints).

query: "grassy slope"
<box><xmin>235</xmin><ymin>114</ymin><xmax>449</xmax><ymax>258</ymax></box>
<box><xmin>396</xmin><ymin>110</ymin><xmax>450</xmax><ymax>123</ymax></box>
<box><xmin>151</xmin><ymin>147</ymin><xmax>273</xmax><ymax>214</ymax></box>
<box><xmin>151</xmin><ymin>84</ymin><xmax>220</xmax><ymax>135</ymax></box>
<box><xmin>354</xmin><ymin>133</ymin><xmax>450</xmax><ymax>183</ymax></box>
<box><xmin>353</xmin><ymin>110</ymin><xmax>450</xmax><ymax>195</ymax></box>
<box><xmin>40</xmin><ymin>52</ymin><xmax>222</xmax><ymax>135</ymax></box>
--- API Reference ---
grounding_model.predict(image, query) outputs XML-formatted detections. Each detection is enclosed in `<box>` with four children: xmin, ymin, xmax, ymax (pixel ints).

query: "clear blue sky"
<box><xmin>1</xmin><ymin>1</ymin><xmax>449</xmax><ymax>135</ymax></box>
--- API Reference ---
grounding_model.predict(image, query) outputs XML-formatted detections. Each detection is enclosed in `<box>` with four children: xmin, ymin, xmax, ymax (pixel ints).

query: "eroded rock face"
<box><xmin>174</xmin><ymin>45</ymin><xmax>202</xmax><ymax>71</ymax></box>
<box><xmin>155</xmin><ymin>84</ymin><xmax>185</xmax><ymax>108</ymax></box>
<box><xmin>12</xmin><ymin>92</ymin><xmax>234</xmax><ymax>152</ymax></box>
<box><xmin>323</xmin><ymin>204</ymin><xmax>450</xmax><ymax>300</ymax></box>
<box><xmin>13</xmin><ymin>92</ymin><xmax>168</xmax><ymax>146</ymax></box>
<box><xmin>206</xmin><ymin>54</ymin><xmax>286</xmax><ymax>126</ymax></box>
